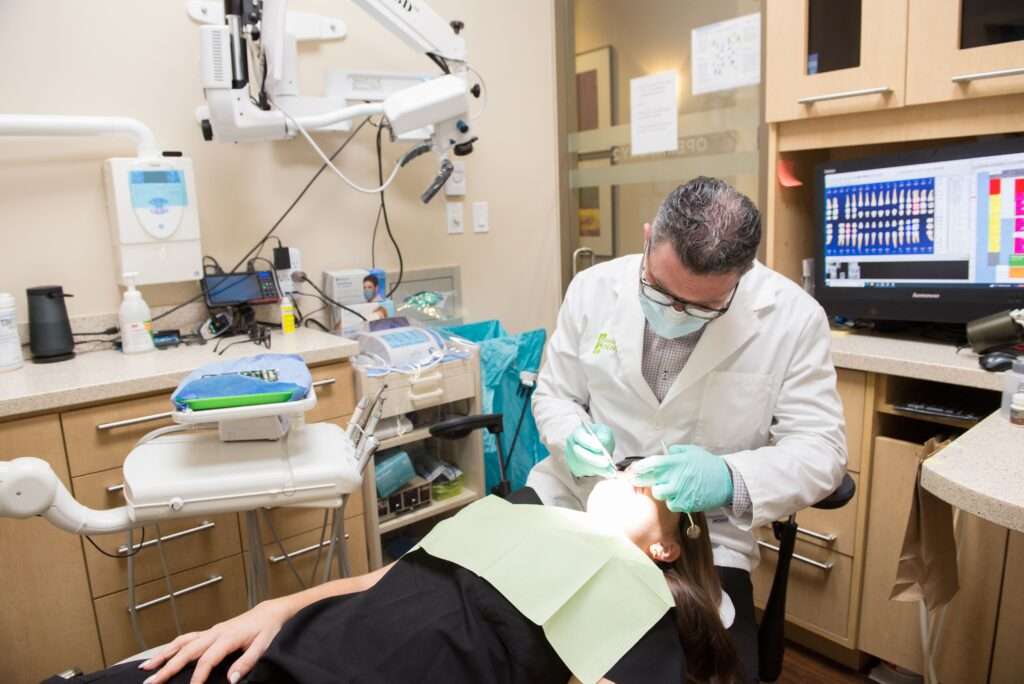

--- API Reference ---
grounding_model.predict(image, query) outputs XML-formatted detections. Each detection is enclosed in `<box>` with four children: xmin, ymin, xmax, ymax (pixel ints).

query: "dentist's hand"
<box><xmin>564</xmin><ymin>422</ymin><xmax>617</xmax><ymax>478</ymax></box>
<box><xmin>629</xmin><ymin>445</ymin><xmax>733</xmax><ymax>512</ymax></box>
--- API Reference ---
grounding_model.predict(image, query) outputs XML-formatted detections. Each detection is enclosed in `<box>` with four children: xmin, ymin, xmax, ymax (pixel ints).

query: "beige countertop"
<box><xmin>0</xmin><ymin>328</ymin><xmax>359</xmax><ymax>419</ymax></box>
<box><xmin>830</xmin><ymin>330</ymin><xmax>1002</xmax><ymax>392</ymax></box>
<box><xmin>922</xmin><ymin>412</ymin><xmax>1024</xmax><ymax>534</ymax></box>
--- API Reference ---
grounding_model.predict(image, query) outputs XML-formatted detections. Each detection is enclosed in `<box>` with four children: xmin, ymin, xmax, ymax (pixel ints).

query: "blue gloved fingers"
<box><xmin>565</xmin><ymin>430</ymin><xmax>616</xmax><ymax>478</ymax></box>
<box><xmin>589</xmin><ymin>423</ymin><xmax>616</xmax><ymax>454</ymax></box>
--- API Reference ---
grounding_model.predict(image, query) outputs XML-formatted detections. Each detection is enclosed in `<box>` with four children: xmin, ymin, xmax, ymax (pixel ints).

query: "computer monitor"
<box><xmin>201</xmin><ymin>271</ymin><xmax>280</xmax><ymax>308</ymax></box>
<box><xmin>815</xmin><ymin>137</ymin><xmax>1024</xmax><ymax>325</ymax></box>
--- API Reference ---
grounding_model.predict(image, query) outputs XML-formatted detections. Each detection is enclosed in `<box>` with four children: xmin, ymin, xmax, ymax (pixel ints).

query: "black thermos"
<box><xmin>27</xmin><ymin>286</ymin><xmax>75</xmax><ymax>363</ymax></box>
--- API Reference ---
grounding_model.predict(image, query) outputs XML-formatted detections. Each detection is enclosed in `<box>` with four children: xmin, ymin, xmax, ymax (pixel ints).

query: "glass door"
<box><xmin>556</xmin><ymin>0</ymin><xmax>765</xmax><ymax>287</ymax></box>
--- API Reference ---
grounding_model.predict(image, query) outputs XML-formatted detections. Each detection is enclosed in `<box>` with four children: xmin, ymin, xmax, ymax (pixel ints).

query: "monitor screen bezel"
<box><xmin>813</xmin><ymin>136</ymin><xmax>1024</xmax><ymax>325</ymax></box>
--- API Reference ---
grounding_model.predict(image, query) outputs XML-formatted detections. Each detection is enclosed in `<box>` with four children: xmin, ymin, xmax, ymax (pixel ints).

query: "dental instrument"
<box><xmin>579</xmin><ymin>419</ymin><xmax>616</xmax><ymax>473</ymax></box>
<box><xmin>660</xmin><ymin>440</ymin><xmax>702</xmax><ymax>540</ymax></box>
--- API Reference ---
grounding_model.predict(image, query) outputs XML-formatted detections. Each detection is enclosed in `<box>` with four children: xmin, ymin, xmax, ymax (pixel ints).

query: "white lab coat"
<box><xmin>527</xmin><ymin>254</ymin><xmax>846</xmax><ymax>571</ymax></box>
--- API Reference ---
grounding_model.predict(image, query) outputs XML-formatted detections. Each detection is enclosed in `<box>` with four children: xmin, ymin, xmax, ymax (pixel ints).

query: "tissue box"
<box><xmin>374</xmin><ymin>449</ymin><xmax>416</xmax><ymax>498</ymax></box>
<box><xmin>324</xmin><ymin>268</ymin><xmax>387</xmax><ymax>306</ymax></box>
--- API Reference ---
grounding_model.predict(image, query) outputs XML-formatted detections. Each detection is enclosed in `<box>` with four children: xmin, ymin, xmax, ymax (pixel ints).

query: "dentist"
<box><xmin>527</xmin><ymin>177</ymin><xmax>846</xmax><ymax>681</ymax></box>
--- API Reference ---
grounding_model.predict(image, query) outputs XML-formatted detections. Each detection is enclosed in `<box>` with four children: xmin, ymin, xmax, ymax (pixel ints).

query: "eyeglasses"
<box><xmin>639</xmin><ymin>253</ymin><xmax>739</xmax><ymax>320</ymax></box>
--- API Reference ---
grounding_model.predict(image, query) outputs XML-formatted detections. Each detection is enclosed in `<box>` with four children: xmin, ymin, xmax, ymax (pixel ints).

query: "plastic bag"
<box><xmin>171</xmin><ymin>353</ymin><xmax>311</xmax><ymax>410</ymax></box>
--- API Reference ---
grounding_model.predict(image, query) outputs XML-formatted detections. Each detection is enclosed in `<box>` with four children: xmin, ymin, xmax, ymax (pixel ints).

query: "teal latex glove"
<box><xmin>564</xmin><ymin>422</ymin><xmax>617</xmax><ymax>478</ymax></box>
<box><xmin>628</xmin><ymin>445</ymin><xmax>733</xmax><ymax>513</ymax></box>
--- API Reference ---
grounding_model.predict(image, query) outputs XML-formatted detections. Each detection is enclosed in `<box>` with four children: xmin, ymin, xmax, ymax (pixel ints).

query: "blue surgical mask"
<box><xmin>639</xmin><ymin>293</ymin><xmax>708</xmax><ymax>339</ymax></box>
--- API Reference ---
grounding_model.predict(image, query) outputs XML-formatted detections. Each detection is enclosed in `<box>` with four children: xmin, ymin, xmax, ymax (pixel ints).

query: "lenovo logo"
<box><xmin>912</xmin><ymin>292</ymin><xmax>941</xmax><ymax>299</ymax></box>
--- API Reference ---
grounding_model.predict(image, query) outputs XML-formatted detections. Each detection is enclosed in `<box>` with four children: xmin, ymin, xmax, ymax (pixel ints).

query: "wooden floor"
<box><xmin>777</xmin><ymin>642</ymin><xmax>872</xmax><ymax>684</ymax></box>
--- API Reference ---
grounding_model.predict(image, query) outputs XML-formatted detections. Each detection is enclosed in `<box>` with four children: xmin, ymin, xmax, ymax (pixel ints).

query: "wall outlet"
<box><xmin>446</xmin><ymin>202</ymin><xmax>464</xmax><ymax>234</ymax></box>
<box><xmin>472</xmin><ymin>201</ymin><xmax>489</xmax><ymax>233</ymax></box>
<box><xmin>445</xmin><ymin>160</ymin><xmax>466</xmax><ymax>197</ymax></box>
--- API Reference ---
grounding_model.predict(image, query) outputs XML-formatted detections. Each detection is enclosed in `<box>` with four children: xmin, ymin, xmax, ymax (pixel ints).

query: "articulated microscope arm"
<box><xmin>0</xmin><ymin>458</ymin><xmax>133</xmax><ymax>535</ymax></box>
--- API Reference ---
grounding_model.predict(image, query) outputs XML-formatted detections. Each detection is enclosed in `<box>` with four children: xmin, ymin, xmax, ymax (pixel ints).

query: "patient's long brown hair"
<box><xmin>661</xmin><ymin>512</ymin><xmax>740</xmax><ymax>683</ymax></box>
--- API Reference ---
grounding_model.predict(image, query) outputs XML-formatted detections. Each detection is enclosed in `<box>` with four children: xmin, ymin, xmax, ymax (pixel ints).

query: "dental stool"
<box><xmin>757</xmin><ymin>473</ymin><xmax>857</xmax><ymax>683</ymax></box>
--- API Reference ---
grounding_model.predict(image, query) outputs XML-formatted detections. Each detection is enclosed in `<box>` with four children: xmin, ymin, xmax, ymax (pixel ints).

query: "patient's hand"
<box><xmin>139</xmin><ymin>597</ymin><xmax>294</xmax><ymax>684</ymax></box>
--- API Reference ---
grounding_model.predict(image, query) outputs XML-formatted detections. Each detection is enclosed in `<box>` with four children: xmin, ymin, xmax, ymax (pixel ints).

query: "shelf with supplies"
<box><xmin>378</xmin><ymin>487</ymin><xmax>480</xmax><ymax>535</ymax></box>
<box><xmin>354</xmin><ymin>350</ymin><xmax>485</xmax><ymax>568</ymax></box>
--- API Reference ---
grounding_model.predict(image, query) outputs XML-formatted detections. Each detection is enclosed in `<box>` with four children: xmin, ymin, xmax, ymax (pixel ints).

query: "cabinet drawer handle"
<box><xmin>409</xmin><ymin>387</ymin><xmax>444</xmax><ymax>403</ymax></box>
<box><xmin>312</xmin><ymin>378</ymin><xmax>336</xmax><ymax>388</ymax></box>
<box><xmin>116</xmin><ymin>520</ymin><xmax>216</xmax><ymax>555</ymax></box>
<box><xmin>130</xmin><ymin>575</ymin><xmax>223</xmax><ymax>612</ymax></box>
<box><xmin>952</xmin><ymin>66</ymin><xmax>1024</xmax><ymax>83</ymax></box>
<box><xmin>96</xmin><ymin>411</ymin><xmax>174</xmax><ymax>431</ymax></box>
<box><xmin>107</xmin><ymin>483</ymin><xmax>125</xmax><ymax>494</ymax></box>
<box><xmin>757</xmin><ymin>540</ymin><xmax>833</xmax><ymax>572</ymax></box>
<box><xmin>409</xmin><ymin>372</ymin><xmax>443</xmax><ymax>386</ymax></box>
<box><xmin>268</xmin><ymin>534</ymin><xmax>350</xmax><ymax>564</ymax></box>
<box><xmin>798</xmin><ymin>86</ymin><xmax>891</xmax><ymax>105</ymax></box>
<box><xmin>796</xmin><ymin>526</ymin><xmax>837</xmax><ymax>543</ymax></box>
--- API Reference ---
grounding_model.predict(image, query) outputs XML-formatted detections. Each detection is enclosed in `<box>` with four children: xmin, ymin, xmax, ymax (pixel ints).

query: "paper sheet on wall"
<box><xmin>691</xmin><ymin>13</ymin><xmax>761</xmax><ymax>95</ymax></box>
<box><xmin>629</xmin><ymin>71</ymin><xmax>679</xmax><ymax>156</ymax></box>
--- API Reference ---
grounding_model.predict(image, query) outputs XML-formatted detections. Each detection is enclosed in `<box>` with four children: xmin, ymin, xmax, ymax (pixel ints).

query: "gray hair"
<box><xmin>650</xmin><ymin>177</ymin><xmax>761</xmax><ymax>274</ymax></box>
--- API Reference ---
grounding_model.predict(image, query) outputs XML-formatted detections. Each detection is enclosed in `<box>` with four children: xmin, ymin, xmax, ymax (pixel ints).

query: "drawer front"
<box><xmin>94</xmin><ymin>555</ymin><xmax>248</xmax><ymax>666</ymax></box>
<box><xmin>240</xmin><ymin>490</ymin><xmax>363</xmax><ymax>551</ymax></box>
<box><xmin>372</xmin><ymin>370</ymin><xmax>476</xmax><ymax>418</ymax></box>
<box><xmin>62</xmin><ymin>393</ymin><xmax>175</xmax><ymax>476</ymax></box>
<box><xmin>258</xmin><ymin>516</ymin><xmax>369</xmax><ymax>598</ymax></box>
<box><xmin>307</xmin><ymin>362</ymin><xmax>356</xmax><ymax>423</ymax></box>
<box><xmin>0</xmin><ymin>415</ymin><xmax>105</xmax><ymax>684</ymax></box>
<box><xmin>73</xmin><ymin>468</ymin><xmax>241</xmax><ymax>597</ymax></box>
<box><xmin>756</xmin><ymin>473</ymin><xmax>861</xmax><ymax>558</ymax></box>
<box><xmin>752</xmin><ymin>538</ymin><xmax>853</xmax><ymax>642</ymax></box>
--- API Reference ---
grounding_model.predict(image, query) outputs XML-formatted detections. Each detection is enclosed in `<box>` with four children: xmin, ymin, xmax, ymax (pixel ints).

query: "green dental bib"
<box><xmin>414</xmin><ymin>495</ymin><xmax>674</xmax><ymax>684</ymax></box>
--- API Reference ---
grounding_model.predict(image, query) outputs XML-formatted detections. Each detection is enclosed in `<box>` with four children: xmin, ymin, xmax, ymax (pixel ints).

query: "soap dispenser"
<box><xmin>119</xmin><ymin>273</ymin><xmax>155</xmax><ymax>354</ymax></box>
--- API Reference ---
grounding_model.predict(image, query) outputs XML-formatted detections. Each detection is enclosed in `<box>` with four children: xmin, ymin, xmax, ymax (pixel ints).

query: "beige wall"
<box><xmin>0</xmin><ymin>0</ymin><xmax>562</xmax><ymax>335</ymax></box>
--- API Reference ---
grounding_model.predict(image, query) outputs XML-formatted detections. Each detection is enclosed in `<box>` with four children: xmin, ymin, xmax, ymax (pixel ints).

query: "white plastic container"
<box><xmin>118</xmin><ymin>273</ymin><xmax>155</xmax><ymax>354</ymax></box>
<box><xmin>0</xmin><ymin>293</ymin><xmax>23</xmax><ymax>371</ymax></box>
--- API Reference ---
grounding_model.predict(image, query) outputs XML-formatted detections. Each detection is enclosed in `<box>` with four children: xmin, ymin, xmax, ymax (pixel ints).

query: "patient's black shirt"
<box><xmin>44</xmin><ymin>497</ymin><xmax>686</xmax><ymax>684</ymax></box>
<box><xmin>247</xmin><ymin>548</ymin><xmax>685</xmax><ymax>684</ymax></box>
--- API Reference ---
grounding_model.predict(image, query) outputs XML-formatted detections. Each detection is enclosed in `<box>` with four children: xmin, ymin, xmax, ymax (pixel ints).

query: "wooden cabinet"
<box><xmin>836</xmin><ymin>368</ymin><xmax>867</xmax><ymax>473</ymax></box>
<box><xmin>858</xmin><ymin>436</ymin><xmax>1006</xmax><ymax>682</ymax></box>
<box><xmin>93</xmin><ymin>555</ymin><xmax>248</xmax><ymax>666</ymax></box>
<box><xmin>0</xmin><ymin>415</ymin><xmax>104</xmax><ymax>684</ymax></box>
<box><xmin>74</xmin><ymin>467</ymin><xmax>241</xmax><ymax>598</ymax></box>
<box><xmin>256</xmin><ymin>521</ymin><xmax>369</xmax><ymax>599</ymax></box>
<box><xmin>990</xmin><ymin>531</ymin><xmax>1024</xmax><ymax>684</ymax></box>
<box><xmin>62</xmin><ymin>393</ymin><xmax>176</xmax><ymax>476</ymax></box>
<box><xmin>766</xmin><ymin>0</ymin><xmax>909</xmax><ymax>122</ymax></box>
<box><xmin>906</xmin><ymin>0</ymin><xmax>1024</xmax><ymax>105</ymax></box>
<box><xmin>754</xmin><ymin>537</ymin><xmax>855</xmax><ymax>642</ymax></box>
<box><xmin>0</xmin><ymin>358</ymin><xmax>366</xmax><ymax>677</ymax></box>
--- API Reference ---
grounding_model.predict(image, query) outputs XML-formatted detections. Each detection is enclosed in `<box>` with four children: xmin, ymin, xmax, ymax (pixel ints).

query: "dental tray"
<box><xmin>173</xmin><ymin>393</ymin><xmax>317</xmax><ymax>425</ymax></box>
<box><xmin>182</xmin><ymin>391</ymin><xmax>295</xmax><ymax>411</ymax></box>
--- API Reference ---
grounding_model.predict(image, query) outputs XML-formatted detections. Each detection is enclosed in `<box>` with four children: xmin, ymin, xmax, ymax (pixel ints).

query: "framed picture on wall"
<box><xmin>575</xmin><ymin>46</ymin><xmax>616</xmax><ymax>257</ymax></box>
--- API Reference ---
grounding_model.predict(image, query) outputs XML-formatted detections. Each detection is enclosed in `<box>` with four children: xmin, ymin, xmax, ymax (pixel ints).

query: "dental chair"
<box><xmin>757</xmin><ymin>473</ymin><xmax>857</xmax><ymax>683</ymax></box>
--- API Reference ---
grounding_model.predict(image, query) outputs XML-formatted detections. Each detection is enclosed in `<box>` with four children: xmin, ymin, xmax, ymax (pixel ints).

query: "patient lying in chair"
<box><xmin>50</xmin><ymin>481</ymin><xmax>738</xmax><ymax>684</ymax></box>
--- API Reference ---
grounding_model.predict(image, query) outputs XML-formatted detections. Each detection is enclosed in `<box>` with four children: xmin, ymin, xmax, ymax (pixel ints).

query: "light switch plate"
<box><xmin>446</xmin><ymin>202</ymin><xmax>464</xmax><ymax>234</ymax></box>
<box><xmin>445</xmin><ymin>160</ymin><xmax>466</xmax><ymax>197</ymax></box>
<box><xmin>472</xmin><ymin>201</ymin><xmax>489</xmax><ymax>233</ymax></box>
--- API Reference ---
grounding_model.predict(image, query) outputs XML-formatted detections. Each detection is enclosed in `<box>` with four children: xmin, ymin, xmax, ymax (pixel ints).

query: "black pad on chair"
<box><xmin>812</xmin><ymin>474</ymin><xmax>856</xmax><ymax>510</ymax></box>
<box><xmin>429</xmin><ymin>414</ymin><xmax>505</xmax><ymax>440</ymax></box>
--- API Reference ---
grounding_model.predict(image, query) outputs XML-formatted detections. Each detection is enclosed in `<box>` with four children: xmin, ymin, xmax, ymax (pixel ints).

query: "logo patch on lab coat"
<box><xmin>592</xmin><ymin>332</ymin><xmax>618</xmax><ymax>355</ymax></box>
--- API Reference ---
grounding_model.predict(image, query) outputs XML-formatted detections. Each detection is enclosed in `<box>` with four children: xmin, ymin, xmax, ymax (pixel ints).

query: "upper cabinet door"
<box><xmin>907</xmin><ymin>0</ymin><xmax>1024</xmax><ymax>105</ymax></box>
<box><xmin>766</xmin><ymin>0</ymin><xmax>909</xmax><ymax>123</ymax></box>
